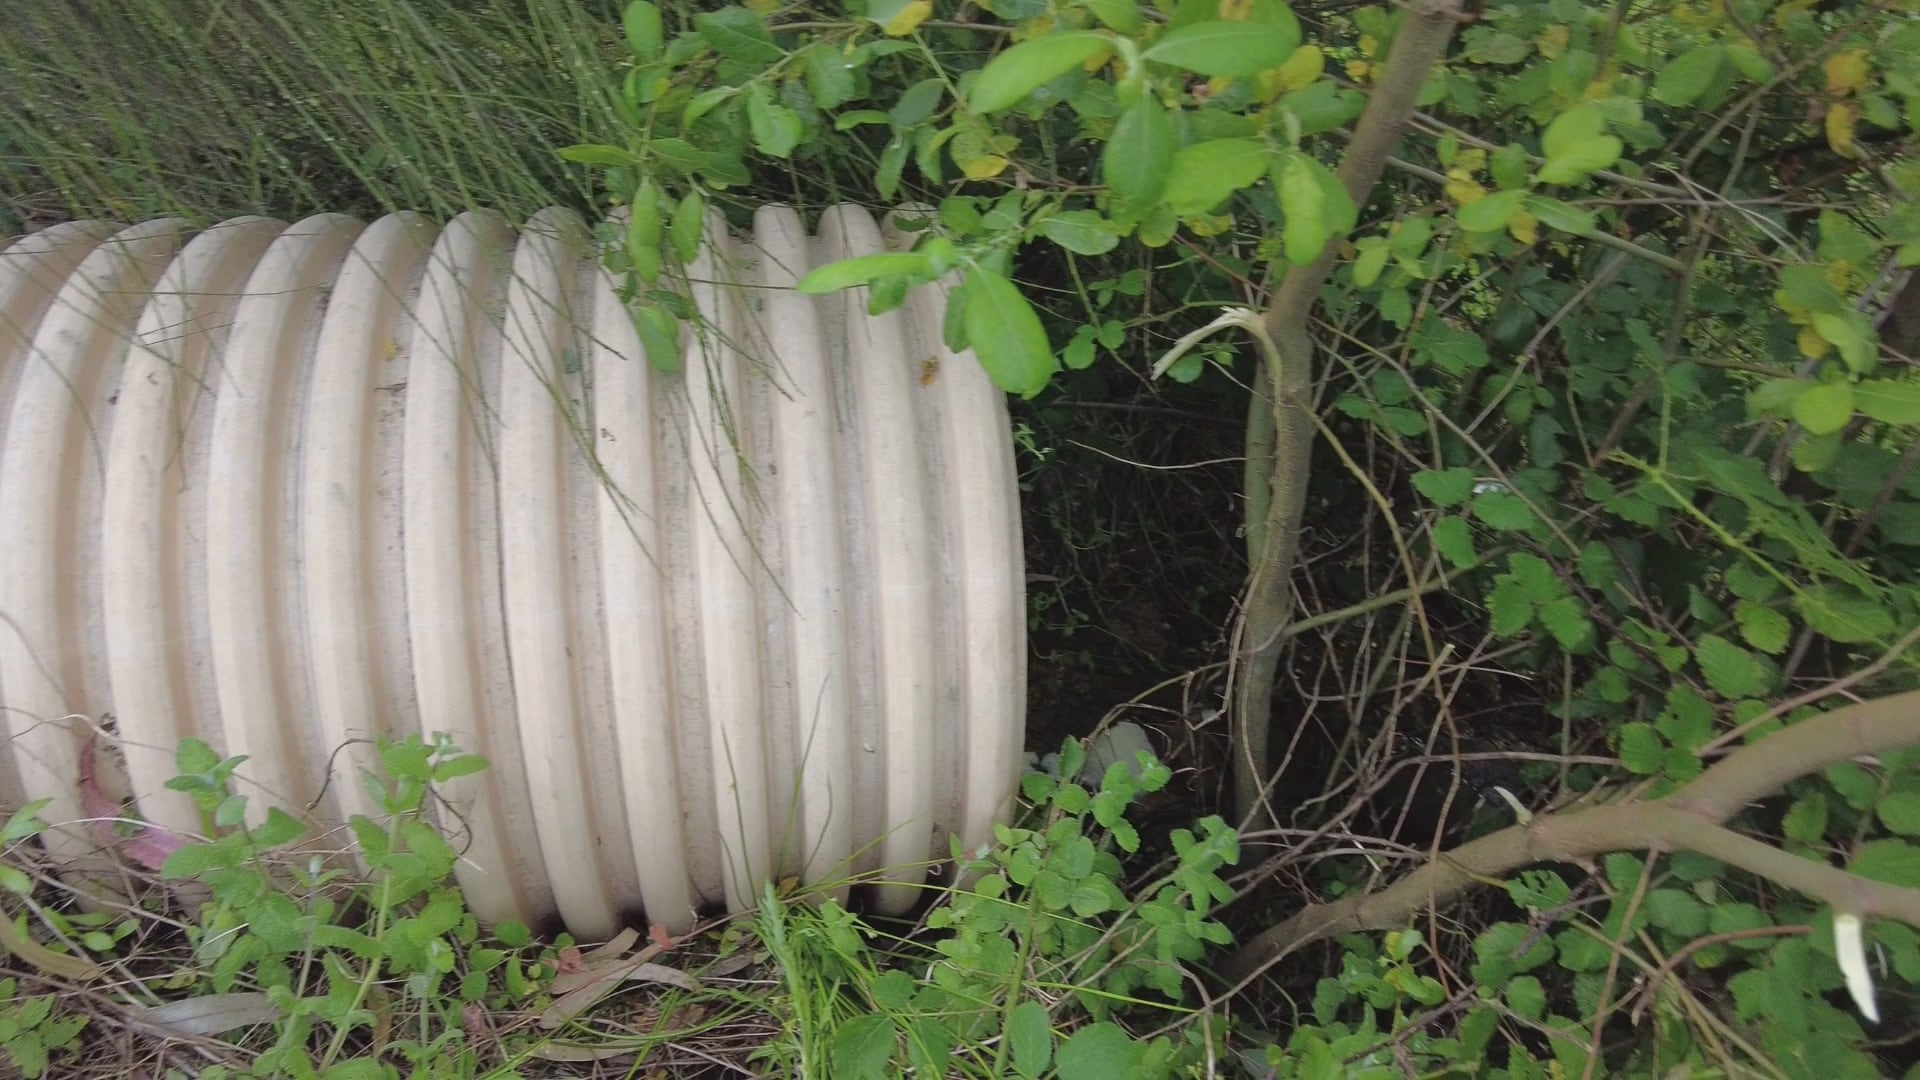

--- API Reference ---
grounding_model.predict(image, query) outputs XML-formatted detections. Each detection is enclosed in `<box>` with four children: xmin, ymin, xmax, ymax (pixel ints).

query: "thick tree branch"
<box><xmin>1231</xmin><ymin>0</ymin><xmax>1467</xmax><ymax>831</ymax></box>
<box><xmin>1222</xmin><ymin>687</ymin><xmax>1920</xmax><ymax>983</ymax></box>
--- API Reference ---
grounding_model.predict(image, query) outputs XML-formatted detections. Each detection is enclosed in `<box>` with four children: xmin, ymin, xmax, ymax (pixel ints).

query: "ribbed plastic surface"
<box><xmin>0</xmin><ymin>206</ymin><xmax>1025</xmax><ymax>937</ymax></box>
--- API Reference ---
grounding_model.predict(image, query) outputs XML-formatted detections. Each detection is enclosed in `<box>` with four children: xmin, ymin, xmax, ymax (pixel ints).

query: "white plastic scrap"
<box><xmin>1835</xmin><ymin>912</ymin><xmax>1879</xmax><ymax>1024</ymax></box>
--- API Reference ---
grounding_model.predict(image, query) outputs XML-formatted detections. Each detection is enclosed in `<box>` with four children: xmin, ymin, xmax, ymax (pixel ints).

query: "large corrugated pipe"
<box><xmin>0</xmin><ymin>206</ymin><xmax>1025</xmax><ymax>938</ymax></box>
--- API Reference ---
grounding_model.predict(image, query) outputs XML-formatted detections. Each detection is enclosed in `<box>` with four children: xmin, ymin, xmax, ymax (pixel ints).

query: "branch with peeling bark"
<box><xmin>1221</xmin><ymin>686</ymin><xmax>1920</xmax><ymax>984</ymax></box>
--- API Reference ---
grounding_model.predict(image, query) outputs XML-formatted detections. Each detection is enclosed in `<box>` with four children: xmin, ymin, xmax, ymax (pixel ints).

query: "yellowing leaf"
<box><xmin>1824</xmin><ymin>49</ymin><xmax>1871</xmax><ymax>96</ymax></box>
<box><xmin>1798</xmin><ymin>323</ymin><xmax>1830</xmax><ymax>359</ymax></box>
<box><xmin>1536</xmin><ymin>25</ymin><xmax>1569</xmax><ymax>59</ymax></box>
<box><xmin>1219</xmin><ymin>0</ymin><xmax>1253</xmax><ymax>20</ymax></box>
<box><xmin>1273</xmin><ymin>45</ymin><xmax>1324</xmax><ymax>92</ymax></box>
<box><xmin>1445</xmin><ymin>171</ymin><xmax>1487</xmax><ymax>206</ymax></box>
<box><xmin>1827</xmin><ymin>101</ymin><xmax>1863</xmax><ymax>158</ymax></box>
<box><xmin>961</xmin><ymin>155</ymin><xmax>1010</xmax><ymax>179</ymax></box>
<box><xmin>1357</xmin><ymin>34</ymin><xmax>1378</xmax><ymax>59</ymax></box>
<box><xmin>1345</xmin><ymin>59</ymin><xmax>1371</xmax><ymax>82</ymax></box>
<box><xmin>1507</xmin><ymin>208</ymin><xmax>1539</xmax><ymax>246</ymax></box>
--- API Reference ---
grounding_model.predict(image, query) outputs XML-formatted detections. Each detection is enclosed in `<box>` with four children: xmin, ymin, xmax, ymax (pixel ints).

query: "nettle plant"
<box><xmin>566</xmin><ymin>0</ymin><xmax>1920</xmax><ymax>1071</ymax></box>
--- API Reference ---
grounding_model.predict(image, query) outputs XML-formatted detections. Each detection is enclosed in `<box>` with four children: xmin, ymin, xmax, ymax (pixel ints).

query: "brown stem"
<box><xmin>1231</xmin><ymin>0</ymin><xmax>1468</xmax><ymax>832</ymax></box>
<box><xmin>1222</xmin><ymin>686</ymin><xmax>1920</xmax><ymax>982</ymax></box>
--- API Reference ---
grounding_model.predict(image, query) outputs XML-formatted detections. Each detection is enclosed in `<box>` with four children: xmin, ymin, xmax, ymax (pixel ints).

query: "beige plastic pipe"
<box><xmin>0</xmin><ymin>206</ymin><xmax>1026</xmax><ymax>938</ymax></box>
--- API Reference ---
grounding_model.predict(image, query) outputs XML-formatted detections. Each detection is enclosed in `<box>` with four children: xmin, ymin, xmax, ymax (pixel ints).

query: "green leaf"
<box><xmin>1617</xmin><ymin>723</ymin><xmax>1664</xmax><ymax>774</ymax></box>
<box><xmin>963</xmin><ymin>267</ymin><xmax>1059</xmax><ymax>396</ymax></box>
<box><xmin>1164</xmin><ymin>138</ymin><xmax>1271</xmax><ymax>216</ymax></box>
<box><xmin>1104</xmin><ymin>97</ymin><xmax>1176</xmax><ymax>217</ymax></box>
<box><xmin>1694</xmin><ymin>634</ymin><xmax>1770</xmax><ymax>699</ymax></box>
<box><xmin>1505</xmin><ymin>975</ymin><xmax>1547</xmax><ymax>1019</ymax></box>
<box><xmin>745</xmin><ymin>83</ymin><xmax>803</xmax><ymax>158</ymax></box>
<box><xmin>795</xmin><ymin>252</ymin><xmax>930</xmax><ymax>294</ymax></box>
<box><xmin>1790</xmin><ymin>381</ymin><xmax>1854</xmax><ymax>435</ymax></box>
<box><xmin>1652</xmin><ymin>46</ymin><xmax>1725</xmax><ymax>106</ymax></box>
<box><xmin>1645</xmin><ymin>889</ymin><xmax>1708</xmax><ymax>936</ymax></box>
<box><xmin>1412</xmin><ymin>467</ymin><xmax>1477</xmax><ymax>507</ymax></box>
<box><xmin>1037</xmin><ymin>210</ymin><xmax>1120</xmax><ymax>256</ymax></box>
<box><xmin>1144</xmin><ymin>18</ymin><xmax>1300</xmax><ymax>78</ymax></box>
<box><xmin>969</xmin><ymin>31</ymin><xmax>1112</xmax><ymax>114</ymax></box>
<box><xmin>1353</xmin><ymin>242</ymin><xmax>1389</xmax><ymax>287</ymax></box>
<box><xmin>1813</xmin><ymin>311</ymin><xmax>1878</xmax><ymax>373</ymax></box>
<box><xmin>671</xmin><ymin>190</ymin><xmax>705</xmax><ymax>264</ymax></box>
<box><xmin>830</xmin><ymin>1013</ymin><xmax>898</xmax><ymax>1080</ymax></box>
<box><xmin>1525</xmin><ymin>196</ymin><xmax>1597</xmax><ymax>236</ymax></box>
<box><xmin>1735</xmin><ymin>599</ymin><xmax>1790</xmax><ymax>654</ymax></box>
<box><xmin>1056</xmin><ymin>1022</ymin><xmax>1140</xmax><ymax>1079</ymax></box>
<box><xmin>1879</xmin><ymin>792</ymin><xmax>1920</xmax><ymax>836</ymax></box>
<box><xmin>1086</xmin><ymin>0</ymin><xmax>1143</xmax><ymax>33</ymax></box>
<box><xmin>695</xmin><ymin>7</ymin><xmax>783</xmax><ymax>66</ymax></box>
<box><xmin>623</xmin><ymin>1</ymin><xmax>663</xmax><ymax>61</ymax></box>
<box><xmin>1541</xmin><ymin>102</ymin><xmax>1605</xmax><ymax>159</ymax></box>
<box><xmin>891</xmin><ymin>79</ymin><xmax>947</xmax><ymax>129</ymax></box>
<box><xmin>805</xmin><ymin>44</ymin><xmax>858</xmax><ymax>110</ymax></box>
<box><xmin>1795</xmin><ymin>584</ymin><xmax>1895</xmax><ymax>644</ymax></box>
<box><xmin>1487</xmin><ymin>578</ymin><xmax>1534</xmax><ymax>637</ymax></box>
<box><xmin>1431</xmin><ymin>516</ymin><xmax>1476</xmax><ymax>568</ymax></box>
<box><xmin>1855</xmin><ymin>380</ymin><xmax>1920</xmax><ymax>425</ymax></box>
<box><xmin>1537</xmin><ymin>135</ymin><xmax>1622</xmax><ymax>185</ymax></box>
<box><xmin>634</xmin><ymin>303</ymin><xmax>682</xmax><ymax>375</ymax></box>
<box><xmin>1276</xmin><ymin>151</ymin><xmax>1332</xmax><ymax>266</ymax></box>
<box><xmin>1471</xmin><ymin>490</ymin><xmax>1536</xmax><ymax>531</ymax></box>
<box><xmin>1852</xmin><ymin>839</ymin><xmax>1920</xmax><ymax>888</ymax></box>
<box><xmin>556</xmin><ymin>144</ymin><xmax>638</xmax><ymax>168</ymax></box>
<box><xmin>1008</xmin><ymin>1000</ymin><xmax>1053</xmax><ymax>1078</ymax></box>
<box><xmin>1456</xmin><ymin>189</ymin><xmax>1526</xmax><ymax>234</ymax></box>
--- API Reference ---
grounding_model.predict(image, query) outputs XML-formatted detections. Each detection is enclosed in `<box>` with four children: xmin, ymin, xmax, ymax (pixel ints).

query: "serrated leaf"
<box><xmin>1432</xmin><ymin>515</ymin><xmax>1476</xmax><ymax>568</ymax></box>
<box><xmin>963</xmin><ymin>267</ymin><xmax>1058</xmax><ymax>396</ymax></box>
<box><xmin>1652</xmin><ymin>46</ymin><xmax>1725</xmax><ymax>106</ymax></box>
<box><xmin>1104</xmin><ymin>97</ymin><xmax>1176</xmax><ymax>217</ymax></box>
<box><xmin>1164</xmin><ymin>138</ymin><xmax>1271</xmax><ymax>216</ymax></box>
<box><xmin>1471</xmin><ymin>490</ymin><xmax>1536</xmax><ymax>531</ymax></box>
<box><xmin>830</xmin><ymin>1013</ymin><xmax>897</xmax><ymax>1080</ymax></box>
<box><xmin>695</xmin><ymin>7</ymin><xmax>783</xmax><ymax>66</ymax></box>
<box><xmin>1694</xmin><ymin>633</ymin><xmax>1770</xmax><ymax>699</ymax></box>
<box><xmin>1734</xmin><ymin>599</ymin><xmax>1790</xmax><ymax>654</ymax></box>
<box><xmin>1008</xmin><ymin>1000</ymin><xmax>1052</xmax><ymax>1078</ymax></box>
<box><xmin>1056</xmin><ymin>1023</ymin><xmax>1139</xmax><ymax>1079</ymax></box>
<box><xmin>1144</xmin><ymin>18</ymin><xmax>1300</xmax><ymax>78</ymax></box>
<box><xmin>1617</xmin><ymin>722</ymin><xmax>1664</xmax><ymax>774</ymax></box>
<box><xmin>1852</xmin><ymin>839</ymin><xmax>1920</xmax><ymax>888</ymax></box>
<box><xmin>1487</xmin><ymin>577</ymin><xmax>1534</xmax><ymax>637</ymax></box>
<box><xmin>623</xmin><ymin>1</ymin><xmax>663</xmax><ymax>61</ymax></box>
<box><xmin>1037</xmin><ymin>210</ymin><xmax>1120</xmax><ymax>256</ymax></box>
<box><xmin>1505</xmin><ymin>975</ymin><xmax>1547</xmax><ymax>1019</ymax></box>
<box><xmin>1855</xmin><ymin>380</ymin><xmax>1920</xmax><ymax>425</ymax></box>
<box><xmin>805</xmin><ymin>45</ymin><xmax>858</xmax><ymax>109</ymax></box>
<box><xmin>1790</xmin><ymin>381</ymin><xmax>1854</xmax><ymax>435</ymax></box>
<box><xmin>1412</xmin><ymin>467</ymin><xmax>1477</xmax><ymax>507</ymax></box>
<box><xmin>970</xmin><ymin>31</ymin><xmax>1112</xmax><ymax>114</ymax></box>
<box><xmin>1795</xmin><ymin>584</ymin><xmax>1895</xmax><ymax>644</ymax></box>
<box><xmin>1645</xmin><ymin>889</ymin><xmax>1708</xmax><ymax>936</ymax></box>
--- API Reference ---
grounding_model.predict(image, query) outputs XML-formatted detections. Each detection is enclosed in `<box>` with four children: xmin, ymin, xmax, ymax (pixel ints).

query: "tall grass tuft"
<box><xmin>0</xmin><ymin>0</ymin><xmax>629</xmax><ymax>230</ymax></box>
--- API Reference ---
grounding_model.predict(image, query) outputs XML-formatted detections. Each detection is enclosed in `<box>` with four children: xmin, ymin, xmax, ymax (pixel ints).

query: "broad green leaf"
<box><xmin>1086</xmin><ymin>0</ymin><xmax>1143</xmax><ymax>32</ymax></box>
<box><xmin>891</xmin><ymin>78</ymin><xmax>947</xmax><ymax>128</ymax></box>
<box><xmin>1431</xmin><ymin>516</ymin><xmax>1476</xmax><ymax>568</ymax></box>
<box><xmin>1104</xmin><ymin>97</ymin><xmax>1176</xmax><ymax>217</ymax></box>
<box><xmin>1471</xmin><ymin>490</ymin><xmax>1536</xmax><ymax>531</ymax></box>
<box><xmin>1880</xmin><ymin>792</ymin><xmax>1920</xmax><ymax>836</ymax></box>
<box><xmin>623</xmin><ymin>1</ymin><xmax>663</xmax><ymax>61</ymax></box>
<box><xmin>1008</xmin><ymin>1000</ymin><xmax>1052</xmax><ymax>1078</ymax></box>
<box><xmin>876</xmin><ymin>135</ymin><xmax>910</xmax><ymax>200</ymax></box>
<box><xmin>830</xmin><ymin>1013</ymin><xmax>898</xmax><ymax>1080</ymax></box>
<box><xmin>1537</xmin><ymin>135</ymin><xmax>1622</xmax><ymax>185</ymax></box>
<box><xmin>1795</xmin><ymin>584</ymin><xmax>1895</xmax><ymax>644</ymax></box>
<box><xmin>1852</xmin><ymin>839</ymin><xmax>1920</xmax><ymax>888</ymax></box>
<box><xmin>1645</xmin><ymin>889</ymin><xmax>1708</xmax><ymax>936</ymax></box>
<box><xmin>746</xmin><ymin>83</ymin><xmax>803</xmax><ymax>157</ymax></box>
<box><xmin>1412</xmin><ymin>467</ymin><xmax>1477</xmax><ymax>507</ymax></box>
<box><xmin>805</xmin><ymin>44</ymin><xmax>858</xmax><ymax>109</ymax></box>
<box><xmin>695</xmin><ymin>7</ymin><xmax>783</xmax><ymax>66</ymax></box>
<box><xmin>1055</xmin><ymin>1022</ymin><xmax>1140</xmax><ymax>1079</ymax></box>
<box><xmin>1735</xmin><ymin>599</ymin><xmax>1790</xmax><ymax>653</ymax></box>
<box><xmin>1813</xmin><ymin>311</ymin><xmax>1879</xmax><ymax>373</ymax></box>
<box><xmin>1617</xmin><ymin>722</ymin><xmax>1664</xmax><ymax>774</ymax></box>
<box><xmin>1541</xmin><ymin>102</ymin><xmax>1606</xmax><ymax>159</ymax></box>
<box><xmin>1525</xmin><ymin>196</ymin><xmax>1597</xmax><ymax>236</ymax></box>
<box><xmin>1790</xmin><ymin>381</ymin><xmax>1855</xmax><ymax>435</ymax></box>
<box><xmin>1652</xmin><ymin>46</ymin><xmax>1726</xmax><ymax>106</ymax></box>
<box><xmin>1353</xmin><ymin>241</ymin><xmax>1389</xmax><ymax>287</ymax></box>
<box><xmin>1694</xmin><ymin>634</ymin><xmax>1771</xmax><ymax>699</ymax></box>
<box><xmin>633</xmin><ymin>303</ymin><xmax>682</xmax><ymax>375</ymax></box>
<box><xmin>963</xmin><ymin>267</ymin><xmax>1059</xmax><ymax>396</ymax></box>
<box><xmin>628</xmin><ymin>179</ymin><xmax>662</xmax><ymax>283</ymax></box>
<box><xmin>1456</xmin><ymin>189</ymin><xmax>1526</xmax><ymax>234</ymax></box>
<box><xmin>1144</xmin><ymin>18</ymin><xmax>1300</xmax><ymax>77</ymax></box>
<box><xmin>1164</xmin><ymin>138</ymin><xmax>1271</xmax><ymax>216</ymax></box>
<box><xmin>1855</xmin><ymin>380</ymin><xmax>1920</xmax><ymax>425</ymax></box>
<box><xmin>1037</xmin><ymin>210</ymin><xmax>1120</xmax><ymax>256</ymax></box>
<box><xmin>1725</xmin><ymin>43</ymin><xmax>1774</xmax><ymax>82</ymax></box>
<box><xmin>867</xmin><ymin>0</ymin><xmax>932</xmax><ymax>35</ymax></box>
<box><xmin>557</xmin><ymin>144</ymin><xmax>638</xmax><ymax>168</ymax></box>
<box><xmin>969</xmin><ymin>31</ymin><xmax>1112</xmax><ymax>114</ymax></box>
<box><xmin>670</xmin><ymin>190</ymin><xmax>705</xmax><ymax>263</ymax></box>
<box><xmin>795</xmin><ymin>252</ymin><xmax>930</xmax><ymax>294</ymax></box>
